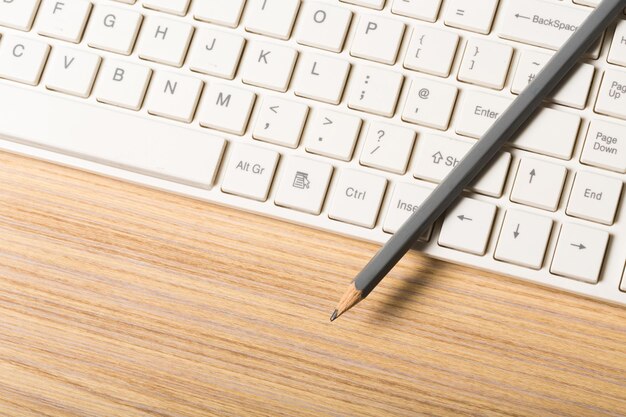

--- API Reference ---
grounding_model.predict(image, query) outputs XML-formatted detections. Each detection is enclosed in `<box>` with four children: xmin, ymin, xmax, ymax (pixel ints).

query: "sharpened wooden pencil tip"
<box><xmin>330</xmin><ymin>309</ymin><xmax>338</xmax><ymax>322</ymax></box>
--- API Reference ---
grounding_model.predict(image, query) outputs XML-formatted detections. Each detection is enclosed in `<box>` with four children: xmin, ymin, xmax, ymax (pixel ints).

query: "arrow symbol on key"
<box><xmin>269</xmin><ymin>106</ymin><xmax>279</xmax><ymax>114</ymax></box>
<box><xmin>529</xmin><ymin>169</ymin><xmax>536</xmax><ymax>184</ymax></box>
<box><xmin>515</xmin><ymin>13</ymin><xmax>530</xmax><ymax>19</ymax></box>
<box><xmin>457</xmin><ymin>215</ymin><xmax>473</xmax><ymax>221</ymax></box>
<box><xmin>323</xmin><ymin>117</ymin><xmax>333</xmax><ymax>125</ymax></box>
<box><xmin>570</xmin><ymin>243</ymin><xmax>587</xmax><ymax>250</ymax></box>
<box><xmin>514</xmin><ymin>224</ymin><xmax>521</xmax><ymax>239</ymax></box>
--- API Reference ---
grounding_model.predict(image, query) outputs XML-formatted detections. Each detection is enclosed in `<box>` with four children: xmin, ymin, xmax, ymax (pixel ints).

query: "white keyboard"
<box><xmin>0</xmin><ymin>0</ymin><xmax>624</xmax><ymax>304</ymax></box>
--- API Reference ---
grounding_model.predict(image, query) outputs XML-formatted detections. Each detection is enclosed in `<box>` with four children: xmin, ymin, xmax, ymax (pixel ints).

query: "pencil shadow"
<box><xmin>369</xmin><ymin>244</ymin><xmax>443</xmax><ymax>323</ymax></box>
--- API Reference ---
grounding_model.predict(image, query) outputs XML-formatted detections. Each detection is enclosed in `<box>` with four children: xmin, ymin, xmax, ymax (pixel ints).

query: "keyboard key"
<box><xmin>0</xmin><ymin>35</ymin><xmax>49</xmax><ymax>85</ymax></box>
<box><xmin>274</xmin><ymin>156</ymin><xmax>334</xmax><ymax>215</ymax></box>
<box><xmin>350</xmin><ymin>14</ymin><xmax>405</xmax><ymax>65</ymax></box>
<box><xmin>566</xmin><ymin>171</ymin><xmax>623</xmax><ymax>225</ymax></box>
<box><xmin>495</xmin><ymin>210</ymin><xmax>553</xmax><ymax>270</ymax></box>
<box><xmin>193</xmin><ymin>0</ymin><xmax>245</xmax><ymax>28</ymax></box>
<box><xmin>455</xmin><ymin>91</ymin><xmax>511</xmax><ymax>139</ymax></box>
<box><xmin>443</xmin><ymin>0</ymin><xmax>499</xmax><ymax>34</ymax></box>
<box><xmin>511</xmin><ymin>50</ymin><xmax>595</xmax><ymax>109</ymax></box>
<box><xmin>550</xmin><ymin>223</ymin><xmax>610</xmax><ymax>284</ymax></box>
<box><xmin>403</xmin><ymin>26</ymin><xmax>459</xmax><ymax>78</ymax></box>
<box><xmin>293</xmin><ymin>53</ymin><xmax>350</xmax><ymax>104</ymax></box>
<box><xmin>253</xmin><ymin>97</ymin><xmax>309</xmax><ymax>148</ymax></box>
<box><xmin>244</xmin><ymin>0</ymin><xmax>300</xmax><ymax>40</ymax></box>
<box><xmin>145</xmin><ymin>72</ymin><xmax>203</xmax><ymax>123</ymax></box>
<box><xmin>359</xmin><ymin>122</ymin><xmax>416</xmax><ymax>174</ymax></box>
<box><xmin>391</xmin><ymin>0</ymin><xmax>442</xmax><ymax>23</ymax></box>
<box><xmin>296</xmin><ymin>1</ymin><xmax>352</xmax><ymax>52</ymax></box>
<box><xmin>595</xmin><ymin>69</ymin><xmax>626</xmax><ymax>121</ymax></box>
<box><xmin>197</xmin><ymin>84</ymin><xmax>256</xmax><ymax>135</ymax></box>
<box><xmin>328</xmin><ymin>169</ymin><xmax>387</xmax><ymax>229</ymax></box>
<box><xmin>580</xmin><ymin>119</ymin><xmax>626</xmax><ymax>173</ymax></box>
<box><xmin>45</xmin><ymin>46</ymin><xmax>101</xmax><ymax>97</ymax></box>
<box><xmin>304</xmin><ymin>109</ymin><xmax>362</xmax><ymax>161</ymax></box>
<box><xmin>95</xmin><ymin>60</ymin><xmax>152</xmax><ymax>111</ymax></box>
<box><xmin>458</xmin><ymin>38</ymin><xmax>513</xmax><ymax>90</ymax></box>
<box><xmin>136</xmin><ymin>16</ymin><xmax>193</xmax><ymax>67</ymax></box>
<box><xmin>412</xmin><ymin>134</ymin><xmax>511</xmax><ymax>198</ymax></box>
<box><xmin>221</xmin><ymin>144</ymin><xmax>280</xmax><ymax>202</ymax></box>
<box><xmin>510</xmin><ymin>158</ymin><xmax>567</xmax><ymax>211</ymax></box>
<box><xmin>37</xmin><ymin>0</ymin><xmax>91</xmax><ymax>43</ymax></box>
<box><xmin>573</xmin><ymin>0</ymin><xmax>601</xmax><ymax>5</ymax></box>
<box><xmin>498</xmin><ymin>0</ymin><xmax>600</xmax><ymax>57</ymax></box>
<box><xmin>439</xmin><ymin>198</ymin><xmax>497</xmax><ymax>256</ymax></box>
<box><xmin>456</xmin><ymin>91</ymin><xmax>582</xmax><ymax>159</ymax></box>
<box><xmin>512</xmin><ymin>110</ymin><xmax>582</xmax><ymax>160</ymax></box>
<box><xmin>382</xmin><ymin>182</ymin><xmax>433</xmax><ymax>238</ymax></box>
<box><xmin>142</xmin><ymin>0</ymin><xmax>190</xmax><ymax>16</ymax></box>
<box><xmin>85</xmin><ymin>5</ymin><xmax>142</xmax><ymax>55</ymax></box>
<box><xmin>240</xmin><ymin>40</ymin><xmax>298</xmax><ymax>92</ymax></box>
<box><xmin>402</xmin><ymin>77</ymin><xmax>458</xmax><ymax>130</ymax></box>
<box><xmin>188</xmin><ymin>28</ymin><xmax>245</xmax><ymax>80</ymax></box>
<box><xmin>347</xmin><ymin>65</ymin><xmax>404</xmax><ymax>117</ymax></box>
<box><xmin>340</xmin><ymin>0</ymin><xmax>385</xmax><ymax>10</ymax></box>
<box><xmin>608</xmin><ymin>20</ymin><xmax>626</xmax><ymax>67</ymax></box>
<box><xmin>0</xmin><ymin>0</ymin><xmax>40</xmax><ymax>31</ymax></box>
<box><xmin>0</xmin><ymin>82</ymin><xmax>226</xmax><ymax>189</ymax></box>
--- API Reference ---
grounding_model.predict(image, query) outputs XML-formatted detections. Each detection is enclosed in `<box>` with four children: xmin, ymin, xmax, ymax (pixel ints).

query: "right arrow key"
<box><xmin>550</xmin><ymin>223</ymin><xmax>610</xmax><ymax>284</ymax></box>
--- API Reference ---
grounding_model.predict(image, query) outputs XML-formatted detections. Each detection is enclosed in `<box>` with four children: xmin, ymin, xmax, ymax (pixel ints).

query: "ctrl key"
<box><xmin>328</xmin><ymin>169</ymin><xmax>387</xmax><ymax>229</ymax></box>
<box><xmin>221</xmin><ymin>143</ymin><xmax>279</xmax><ymax>202</ymax></box>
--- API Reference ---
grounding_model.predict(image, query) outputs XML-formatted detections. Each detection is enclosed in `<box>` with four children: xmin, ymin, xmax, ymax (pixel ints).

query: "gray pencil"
<box><xmin>330</xmin><ymin>0</ymin><xmax>626</xmax><ymax>322</ymax></box>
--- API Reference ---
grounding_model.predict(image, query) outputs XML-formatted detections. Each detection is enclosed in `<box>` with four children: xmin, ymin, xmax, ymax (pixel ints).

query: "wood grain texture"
<box><xmin>1</xmin><ymin>151</ymin><xmax>625</xmax><ymax>417</ymax></box>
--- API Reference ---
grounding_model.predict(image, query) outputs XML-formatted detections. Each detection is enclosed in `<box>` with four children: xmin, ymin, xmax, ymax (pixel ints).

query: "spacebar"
<box><xmin>0</xmin><ymin>83</ymin><xmax>226</xmax><ymax>189</ymax></box>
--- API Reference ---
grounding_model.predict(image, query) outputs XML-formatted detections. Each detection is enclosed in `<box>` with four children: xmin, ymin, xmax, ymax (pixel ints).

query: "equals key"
<box><xmin>444</xmin><ymin>0</ymin><xmax>500</xmax><ymax>34</ymax></box>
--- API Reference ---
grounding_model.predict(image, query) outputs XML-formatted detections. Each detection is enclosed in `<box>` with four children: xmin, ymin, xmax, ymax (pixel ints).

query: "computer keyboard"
<box><xmin>0</xmin><ymin>0</ymin><xmax>624</xmax><ymax>304</ymax></box>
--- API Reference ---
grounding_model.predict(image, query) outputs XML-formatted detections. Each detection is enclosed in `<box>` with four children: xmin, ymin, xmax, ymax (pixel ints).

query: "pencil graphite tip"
<box><xmin>330</xmin><ymin>309</ymin><xmax>338</xmax><ymax>322</ymax></box>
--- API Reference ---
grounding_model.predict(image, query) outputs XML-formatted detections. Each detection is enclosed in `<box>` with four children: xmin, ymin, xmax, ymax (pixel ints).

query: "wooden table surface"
<box><xmin>1</xmin><ymin>151</ymin><xmax>626</xmax><ymax>417</ymax></box>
